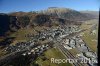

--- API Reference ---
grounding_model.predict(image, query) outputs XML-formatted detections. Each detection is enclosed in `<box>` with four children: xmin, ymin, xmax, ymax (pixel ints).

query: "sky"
<box><xmin>0</xmin><ymin>0</ymin><xmax>99</xmax><ymax>13</ymax></box>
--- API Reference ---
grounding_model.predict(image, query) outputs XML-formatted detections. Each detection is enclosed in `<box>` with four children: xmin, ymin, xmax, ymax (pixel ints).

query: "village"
<box><xmin>4</xmin><ymin>25</ymin><xmax>97</xmax><ymax>66</ymax></box>
<box><xmin>61</xmin><ymin>36</ymin><xmax>97</xmax><ymax>66</ymax></box>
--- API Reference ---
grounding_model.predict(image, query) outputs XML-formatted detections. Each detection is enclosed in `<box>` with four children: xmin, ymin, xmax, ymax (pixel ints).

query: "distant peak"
<box><xmin>47</xmin><ymin>7</ymin><xmax>74</xmax><ymax>11</ymax></box>
<box><xmin>48</xmin><ymin>7</ymin><xmax>58</xmax><ymax>9</ymax></box>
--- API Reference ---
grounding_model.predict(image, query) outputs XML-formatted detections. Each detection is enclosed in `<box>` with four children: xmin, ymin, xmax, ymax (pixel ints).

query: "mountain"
<box><xmin>80</xmin><ymin>11</ymin><xmax>99</xmax><ymax>19</ymax></box>
<box><xmin>0</xmin><ymin>8</ymin><xmax>97</xmax><ymax>36</ymax></box>
<box><xmin>0</xmin><ymin>13</ymin><xmax>20</xmax><ymax>36</ymax></box>
<box><xmin>39</xmin><ymin>7</ymin><xmax>95</xmax><ymax>21</ymax></box>
<box><xmin>0</xmin><ymin>12</ymin><xmax>82</xmax><ymax>36</ymax></box>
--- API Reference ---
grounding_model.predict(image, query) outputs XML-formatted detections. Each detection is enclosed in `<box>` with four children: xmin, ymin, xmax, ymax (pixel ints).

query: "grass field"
<box><xmin>35</xmin><ymin>48</ymin><xmax>72</xmax><ymax>66</ymax></box>
<box><xmin>69</xmin><ymin>48</ymin><xmax>80</xmax><ymax>56</ymax></box>
<box><xmin>80</xmin><ymin>19</ymin><xmax>98</xmax><ymax>52</ymax></box>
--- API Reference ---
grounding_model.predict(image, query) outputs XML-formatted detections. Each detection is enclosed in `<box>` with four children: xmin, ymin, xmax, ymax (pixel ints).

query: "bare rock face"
<box><xmin>0</xmin><ymin>14</ymin><xmax>10</xmax><ymax>36</ymax></box>
<box><xmin>0</xmin><ymin>14</ymin><xmax>19</xmax><ymax>36</ymax></box>
<box><xmin>39</xmin><ymin>7</ymin><xmax>94</xmax><ymax>21</ymax></box>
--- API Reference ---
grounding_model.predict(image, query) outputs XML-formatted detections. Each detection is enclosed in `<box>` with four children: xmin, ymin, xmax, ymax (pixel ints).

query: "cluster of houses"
<box><xmin>61</xmin><ymin>36</ymin><xmax>97</xmax><ymax>66</ymax></box>
<box><xmin>5</xmin><ymin>25</ymin><xmax>80</xmax><ymax>54</ymax></box>
<box><xmin>5</xmin><ymin>39</ymin><xmax>49</xmax><ymax>56</ymax></box>
<box><xmin>5</xmin><ymin>25</ymin><xmax>94</xmax><ymax>64</ymax></box>
<box><xmin>5</xmin><ymin>41</ymin><xmax>38</xmax><ymax>53</ymax></box>
<box><xmin>47</xmin><ymin>25</ymin><xmax>97</xmax><ymax>66</ymax></box>
<box><xmin>76</xmin><ymin>51</ymin><xmax>97</xmax><ymax>66</ymax></box>
<box><xmin>1</xmin><ymin>23</ymin><xmax>98</xmax><ymax>66</ymax></box>
<box><xmin>22</xmin><ymin>44</ymin><xmax>49</xmax><ymax>56</ymax></box>
<box><xmin>41</xmin><ymin>25</ymin><xmax>80</xmax><ymax>38</ymax></box>
<box><xmin>62</xmin><ymin>36</ymin><xmax>88</xmax><ymax>50</ymax></box>
<box><xmin>90</xmin><ymin>24</ymin><xmax>98</xmax><ymax>35</ymax></box>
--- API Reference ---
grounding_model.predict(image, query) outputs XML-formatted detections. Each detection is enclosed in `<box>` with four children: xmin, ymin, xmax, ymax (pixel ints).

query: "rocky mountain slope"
<box><xmin>80</xmin><ymin>11</ymin><xmax>99</xmax><ymax>19</ymax></box>
<box><xmin>0</xmin><ymin>8</ymin><xmax>97</xmax><ymax>36</ymax></box>
<box><xmin>39</xmin><ymin>7</ymin><xmax>95</xmax><ymax>21</ymax></box>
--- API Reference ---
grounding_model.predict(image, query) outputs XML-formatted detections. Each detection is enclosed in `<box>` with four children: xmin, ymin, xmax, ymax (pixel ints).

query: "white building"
<box><xmin>63</xmin><ymin>45</ymin><xmax>72</xmax><ymax>50</ymax></box>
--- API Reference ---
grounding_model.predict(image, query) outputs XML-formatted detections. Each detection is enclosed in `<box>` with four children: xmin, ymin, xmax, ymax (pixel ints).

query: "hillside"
<box><xmin>80</xmin><ymin>11</ymin><xmax>99</xmax><ymax>19</ymax></box>
<box><xmin>0</xmin><ymin>11</ymin><xmax>82</xmax><ymax>36</ymax></box>
<box><xmin>39</xmin><ymin>7</ymin><xmax>95</xmax><ymax>21</ymax></box>
<box><xmin>0</xmin><ymin>13</ymin><xmax>19</xmax><ymax>36</ymax></box>
<box><xmin>0</xmin><ymin>8</ymin><xmax>97</xmax><ymax>36</ymax></box>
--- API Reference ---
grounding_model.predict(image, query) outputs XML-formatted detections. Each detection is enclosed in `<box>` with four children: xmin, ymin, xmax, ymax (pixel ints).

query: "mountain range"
<box><xmin>0</xmin><ymin>7</ymin><xmax>99</xmax><ymax>36</ymax></box>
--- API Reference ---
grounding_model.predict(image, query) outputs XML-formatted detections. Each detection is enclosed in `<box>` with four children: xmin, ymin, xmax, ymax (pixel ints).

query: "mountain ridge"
<box><xmin>39</xmin><ymin>7</ymin><xmax>96</xmax><ymax>21</ymax></box>
<box><xmin>0</xmin><ymin>7</ymin><xmax>98</xmax><ymax>36</ymax></box>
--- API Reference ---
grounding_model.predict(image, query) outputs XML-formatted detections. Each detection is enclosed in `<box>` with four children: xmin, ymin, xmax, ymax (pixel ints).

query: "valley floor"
<box><xmin>0</xmin><ymin>19</ymin><xmax>98</xmax><ymax>66</ymax></box>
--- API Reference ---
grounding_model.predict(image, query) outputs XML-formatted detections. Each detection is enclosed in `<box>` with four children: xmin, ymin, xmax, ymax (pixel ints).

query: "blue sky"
<box><xmin>0</xmin><ymin>0</ymin><xmax>99</xmax><ymax>13</ymax></box>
